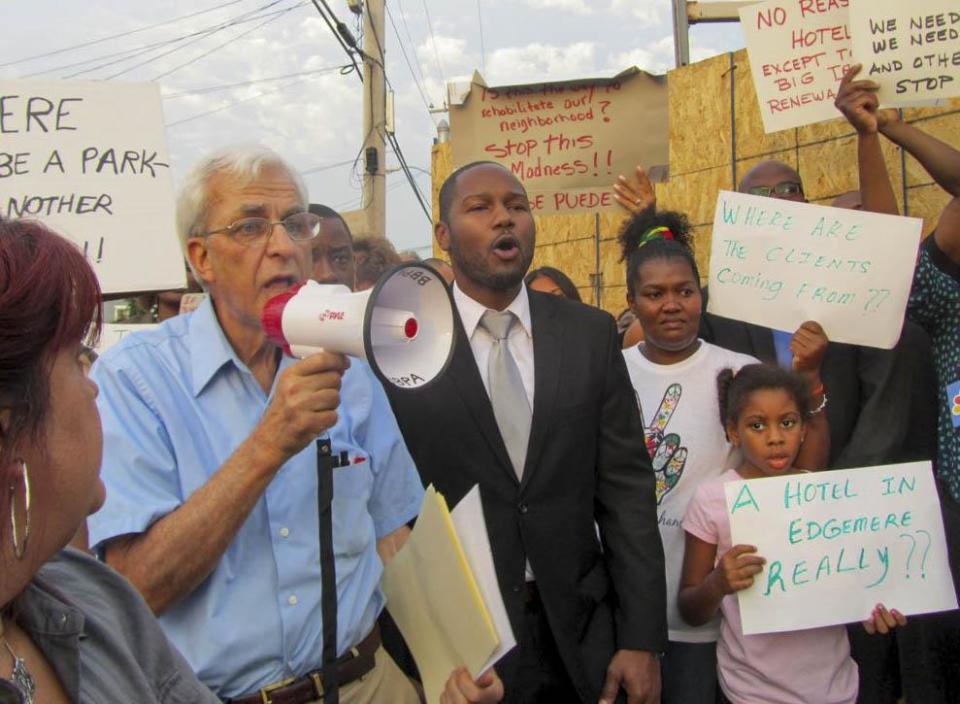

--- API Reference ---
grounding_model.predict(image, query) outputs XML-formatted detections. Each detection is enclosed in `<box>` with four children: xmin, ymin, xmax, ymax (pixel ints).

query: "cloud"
<box><xmin>521</xmin><ymin>0</ymin><xmax>593</xmax><ymax>14</ymax></box>
<box><xmin>484</xmin><ymin>41</ymin><xmax>598</xmax><ymax>84</ymax></box>
<box><xmin>609</xmin><ymin>0</ymin><xmax>663</xmax><ymax>28</ymax></box>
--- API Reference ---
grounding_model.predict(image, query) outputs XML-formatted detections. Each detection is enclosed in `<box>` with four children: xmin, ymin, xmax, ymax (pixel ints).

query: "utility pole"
<box><xmin>361</xmin><ymin>0</ymin><xmax>387</xmax><ymax>237</ymax></box>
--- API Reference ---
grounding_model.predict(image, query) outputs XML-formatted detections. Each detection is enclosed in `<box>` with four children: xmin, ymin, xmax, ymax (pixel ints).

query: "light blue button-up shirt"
<box><xmin>87</xmin><ymin>297</ymin><xmax>424</xmax><ymax>699</ymax></box>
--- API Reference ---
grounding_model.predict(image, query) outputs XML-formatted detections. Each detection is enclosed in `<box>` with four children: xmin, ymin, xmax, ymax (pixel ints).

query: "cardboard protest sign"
<box><xmin>739</xmin><ymin>0</ymin><xmax>853</xmax><ymax>133</ymax></box>
<box><xmin>0</xmin><ymin>79</ymin><xmax>185</xmax><ymax>294</ymax></box>
<box><xmin>448</xmin><ymin>69</ymin><xmax>668</xmax><ymax>214</ymax></box>
<box><xmin>850</xmin><ymin>0</ymin><xmax>960</xmax><ymax>107</ymax></box>
<box><xmin>725</xmin><ymin>462</ymin><xmax>958</xmax><ymax>635</ymax></box>
<box><xmin>706</xmin><ymin>191</ymin><xmax>921</xmax><ymax>348</ymax></box>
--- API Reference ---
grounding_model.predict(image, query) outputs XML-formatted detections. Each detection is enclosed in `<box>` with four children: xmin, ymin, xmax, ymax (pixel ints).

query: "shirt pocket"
<box><xmin>331</xmin><ymin>455</ymin><xmax>375</xmax><ymax>559</ymax></box>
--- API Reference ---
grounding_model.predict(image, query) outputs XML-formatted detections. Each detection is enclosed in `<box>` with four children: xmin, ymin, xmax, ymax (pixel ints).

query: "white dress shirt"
<box><xmin>453</xmin><ymin>282</ymin><xmax>537</xmax><ymax>580</ymax></box>
<box><xmin>453</xmin><ymin>282</ymin><xmax>535</xmax><ymax>408</ymax></box>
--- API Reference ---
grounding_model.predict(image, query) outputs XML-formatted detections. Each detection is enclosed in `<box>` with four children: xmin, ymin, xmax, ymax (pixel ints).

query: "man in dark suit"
<box><xmin>386</xmin><ymin>161</ymin><xmax>666</xmax><ymax>703</ymax></box>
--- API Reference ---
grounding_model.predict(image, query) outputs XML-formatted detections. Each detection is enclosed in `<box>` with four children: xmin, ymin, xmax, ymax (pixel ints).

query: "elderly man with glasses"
<box><xmin>86</xmin><ymin>146</ymin><xmax>470</xmax><ymax>704</ymax></box>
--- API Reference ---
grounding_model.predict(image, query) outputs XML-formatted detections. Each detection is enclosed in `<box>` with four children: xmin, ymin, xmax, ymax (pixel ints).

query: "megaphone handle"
<box><xmin>316</xmin><ymin>438</ymin><xmax>340</xmax><ymax>703</ymax></box>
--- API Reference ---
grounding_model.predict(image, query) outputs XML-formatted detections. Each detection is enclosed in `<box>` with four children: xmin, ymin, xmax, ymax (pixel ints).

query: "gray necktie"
<box><xmin>480</xmin><ymin>310</ymin><xmax>532</xmax><ymax>479</ymax></box>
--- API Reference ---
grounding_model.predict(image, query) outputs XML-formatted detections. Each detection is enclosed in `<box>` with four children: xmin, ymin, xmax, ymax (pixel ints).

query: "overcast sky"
<box><xmin>1</xmin><ymin>0</ymin><xmax>745</xmax><ymax>254</ymax></box>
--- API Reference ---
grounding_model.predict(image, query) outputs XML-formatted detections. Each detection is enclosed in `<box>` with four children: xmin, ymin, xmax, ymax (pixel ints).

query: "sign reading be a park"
<box><xmin>706</xmin><ymin>191</ymin><xmax>921</xmax><ymax>349</ymax></box>
<box><xmin>0</xmin><ymin>79</ymin><xmax>185</xmax><ymax>294</ymax></box>
<box><xmin>726</xmin><ymin>463</ymin><xmax>958</xmax><ymax>635</ymax></box>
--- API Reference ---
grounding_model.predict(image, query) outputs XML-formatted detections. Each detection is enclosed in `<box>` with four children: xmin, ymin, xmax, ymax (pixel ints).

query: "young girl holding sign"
<box><xmin>678</xmin><ymin>364</ymin><xmax>906</xmax><ymax>704</ymax></box>
<box><xmin>618</xmin><ymin>209</ymin><xmax>829</xmax><ymax>703</ymax></box>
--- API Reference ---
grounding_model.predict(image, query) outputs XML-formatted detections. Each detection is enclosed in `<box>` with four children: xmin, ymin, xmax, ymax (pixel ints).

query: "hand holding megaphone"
<box><xmin>261</xmin><ymin>263</ymin><xmax>455</xmax><ymax>390</ymax></box>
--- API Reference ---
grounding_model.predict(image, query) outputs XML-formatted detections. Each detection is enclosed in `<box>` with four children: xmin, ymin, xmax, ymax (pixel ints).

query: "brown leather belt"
<box><xmin>228</xmin><ymin>625</ymin><xmax>380</xmax><ymax>704</ymax></box>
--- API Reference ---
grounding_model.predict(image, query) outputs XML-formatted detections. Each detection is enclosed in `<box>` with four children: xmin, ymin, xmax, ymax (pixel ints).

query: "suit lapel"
<box><xmin>520</xmin><ymin>291</ymin><xmax>562</xmax><ymax>491</ymax></box>
<box><xmin>448</xmin><ymin>311</ymin><xmax>520</xmax><ymax>486</ymax></box>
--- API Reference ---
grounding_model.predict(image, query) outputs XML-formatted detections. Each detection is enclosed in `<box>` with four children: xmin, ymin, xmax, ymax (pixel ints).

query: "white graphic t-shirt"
<box><xmin>623</xmin><ymin>340</ymin><xmax>758</xmax><ymax>643</ymax></box>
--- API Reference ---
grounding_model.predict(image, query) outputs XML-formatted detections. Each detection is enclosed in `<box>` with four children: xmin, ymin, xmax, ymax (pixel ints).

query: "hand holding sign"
<box><xmin>790</xmin><ymin>320</ymin><xmax>828</xmax><ymax>374</ymax></box>
<box><xmin>834</xmin><ymin>65</ymin><xmax>901</xmax><ymax>135</ymax></box>
<box><xmin>863</xmin><ymin>604</ymin><xmax>907</xmax><ymax>635</ymax></box>
<box><xmin>716</xmin><ymin>544</ymin><xmax>768</xmax><ymax>594</ymax></box>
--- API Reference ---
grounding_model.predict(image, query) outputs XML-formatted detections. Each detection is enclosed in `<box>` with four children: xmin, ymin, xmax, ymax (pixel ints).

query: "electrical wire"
<box><xmin>385</xmin><ymin>130</ymin><xmax>433</xmax><ymax>223</ymax></box>
<box><xmin>477</xmin><ymin>0</ymin><xmax>487</xmax><ymax>75</ymax></box>
<box><xmin>385</xmin><ymin>4</ymin><xmax>435</xmax><ymax>117</ymax></box>
<box><xmin>310</xmin><ymin>0</ymin><xmax>363</xmax><ymax>81</ymax></box>
<box><xmin>300</xmin><ymin>158</ymin><xmax>358</xmax><ymax>175</ymax></box>
<box><xmin>54</xmin><ymin>0</ymin><xmax>292</xmax><ymax>79</ymax></box>
<box><xmin>165</xmin><ymin>72</ymin><xmax>322</xmax><ymax>127</ymax></box>
<box><xmin>421</xmin><ymin>0</ymin><xmax>447</xmax><ymax>89</ymax></box>
<box><xmin>0</xmin><ymin>0</ymin><xmax>247</xmax><ymax>68</ymax></box>
<box><xmin>161</xmin><ymin>65</ymin><xmax>347</xmax><ymax>98</ymax></box>
<box><xmin>149</xmin><ymin>2</ymin><xmax>305</xmax><ymax>81</ymax></box>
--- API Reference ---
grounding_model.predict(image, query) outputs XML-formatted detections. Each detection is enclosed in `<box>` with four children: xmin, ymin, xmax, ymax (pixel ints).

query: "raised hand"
<box><xmin>835</xmin><ymin>64</ymin><xmax>900</xmax><ymax>135</ymax></box>
<box><xmin>790</xmin><ymin>320</ymin><xmax>828</xmax><ymax>377</ymax></box>
<box><xmin>614</xmin><ymin>165</ymin><xmax>657</xmax><ymax>215</ymax></box>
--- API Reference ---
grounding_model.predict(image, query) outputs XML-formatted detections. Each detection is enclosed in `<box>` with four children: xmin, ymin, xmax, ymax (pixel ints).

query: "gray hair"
<box><xmin>175</xmin><ymin>144</ymin><xmax>309</xmax><ymax>254</ymax></box>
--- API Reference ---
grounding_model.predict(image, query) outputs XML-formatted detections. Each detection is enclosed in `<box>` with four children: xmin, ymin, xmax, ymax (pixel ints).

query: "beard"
<box><xmin>448</xmin><ymin>236</ymin><xmax>533</xmax><ymax>293</ymax></box>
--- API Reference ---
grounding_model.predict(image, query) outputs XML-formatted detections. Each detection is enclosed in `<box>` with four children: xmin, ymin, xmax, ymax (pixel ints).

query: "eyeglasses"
<box><xmin>202</xmin><ymin>212</ymin><xmax>322</xmax><ymax>246</ymax></box>
<box><xmin>747</xmin><ymin>181</ymin><xmax>804</xmax><ymax>198</ymax></box>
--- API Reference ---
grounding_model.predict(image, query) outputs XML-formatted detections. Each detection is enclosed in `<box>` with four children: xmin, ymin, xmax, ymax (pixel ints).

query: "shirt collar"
<box><xmin>453</xmin><ymin>282</ymin><xmax>532</xmax><ymax>340</ymax></box>
<box><xmin>188</xmin><ymin>296</ymin><xmax>245</xmax><ymax>396</ymax></box>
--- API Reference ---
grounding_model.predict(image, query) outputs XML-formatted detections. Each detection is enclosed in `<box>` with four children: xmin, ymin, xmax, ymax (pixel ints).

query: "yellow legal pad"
<box><xmin>382</xmin><ymin>485</ymin><xmax>500</xmax><ymax>703</ymax></box>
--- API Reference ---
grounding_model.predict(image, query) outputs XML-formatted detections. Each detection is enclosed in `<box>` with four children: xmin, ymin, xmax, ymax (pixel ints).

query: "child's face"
<box><xmin>727</xmin><ymin>388</ymin><xmax>804</xmax><ymax>478</ymax></box>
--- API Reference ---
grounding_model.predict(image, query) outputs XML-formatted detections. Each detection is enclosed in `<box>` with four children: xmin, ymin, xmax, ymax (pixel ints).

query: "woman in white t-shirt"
<box><xmin>617</xmin><ymin>208</ymin><xmax>830</xmax><ymax>703</ymax></box>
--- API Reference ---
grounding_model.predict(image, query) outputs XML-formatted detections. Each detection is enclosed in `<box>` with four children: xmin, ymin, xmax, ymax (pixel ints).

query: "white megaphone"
<box><xmin>261</xmin><ymin>263</ymin><xmax>455</xmax><ymax>389</ymax></box>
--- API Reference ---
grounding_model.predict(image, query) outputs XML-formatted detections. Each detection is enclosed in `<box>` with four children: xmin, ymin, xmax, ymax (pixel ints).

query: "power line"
<box><xmin>385</xmin><ymin>5</ymin><xmax>434</xmax><ymax>116</ymax></box>
<box><xmin>393</xmin><ymin>0</ymin><xmax>430</xmax><ymax>87</ymax></box>
<box><xmin>301</xmin><ymin>158</ymin><xmax>358</xmax><ymax>175</ymax></box>
<box><xmin>150</xmin><ymin>2</ymin><xmax>304</xmax><ymax>81</ymax></box>
<box><xmin>310</xmin><ymin>0</ymin><xmax>364</xmax><ymax>81</ymax></box>
<box><xmin>477</xmin><ymin>0</ymin><xmax>487</xmax><ymax>75</ymax></box>
<box><xmin>165</xmin><ymin>73</ymin><xmax>322</xmax><ymax>127</ymax></box>
<box><xmin>386</xmin><ymin>130</ymin><xmax>433</xmax><ymax>223</ymax></box>
<box><xmin>0</xmin><ymin>0</ymin><xmax>247</xmax><ymax>68</ymax></box>
<box><xmin>161</xmin><ymin>65</ymin><xmax>346</xmax><ymax>98</ymax></box>
<box><xmin>55</xmin><ymin>0</ymin><xmax>292</xmax><ymax>79</ymax></box>
<box><xmin>421</xmin><ymin>0</ymin><xmax>447</xmax><ymax>89</ymax></box>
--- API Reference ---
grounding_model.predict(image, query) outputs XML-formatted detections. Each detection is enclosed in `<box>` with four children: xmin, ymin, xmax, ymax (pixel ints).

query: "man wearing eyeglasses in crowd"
<box><xmin>701</xmin><ymin>159</ymin><xmax>936</xmax><ymax>472</ymax></box>
<box><xmin>86</xmin><ymin>146</ymin><xmax>504</xmax><ymax>704</ymax></box>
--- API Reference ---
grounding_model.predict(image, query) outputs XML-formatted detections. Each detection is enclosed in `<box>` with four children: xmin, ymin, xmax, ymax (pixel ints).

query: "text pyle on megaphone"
<box><xmin>261</xmin><ymin>263</ymin><xmax>455</xmax><ymax>389</ymax></box>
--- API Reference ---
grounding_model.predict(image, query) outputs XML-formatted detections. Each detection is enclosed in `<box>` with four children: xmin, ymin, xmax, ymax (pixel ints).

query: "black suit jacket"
<box><xmin>699</xmin><ymin>305</ymin><xmax>937</xmax><ymax>469</ymax></box>
<box><xmin>386</xmin><ymin>289</ymin><xmax>667</xmax><ymax>702</ymax></box>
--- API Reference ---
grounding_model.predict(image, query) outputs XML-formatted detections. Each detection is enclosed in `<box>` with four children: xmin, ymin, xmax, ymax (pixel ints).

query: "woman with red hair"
<box><xmin>0</xmin><ymin>219</ymin><xmax>218</xmax><ymax>703</ymax></box>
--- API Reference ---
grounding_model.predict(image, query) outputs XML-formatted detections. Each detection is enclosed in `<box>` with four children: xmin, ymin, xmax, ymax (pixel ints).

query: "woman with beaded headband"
<box><xmin>616</xmin><ymin>201</ymin><xmax>831</xmax><ymax>704</ymax></box>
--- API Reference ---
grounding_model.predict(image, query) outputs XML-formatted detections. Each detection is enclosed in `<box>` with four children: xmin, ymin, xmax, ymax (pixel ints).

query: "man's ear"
<box><xmin>435</xmin><ymin>221</ymin><xmax>451</xmax><ymax>253</ymax></box>
<box><xmin>186</xmin><ymin>238</ymin><xmax>215</xmax><ymax>289</ymax></box>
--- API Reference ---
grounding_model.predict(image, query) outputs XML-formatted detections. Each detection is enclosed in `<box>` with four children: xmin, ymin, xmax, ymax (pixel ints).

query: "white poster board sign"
<box><xmin>740</xmin><ymin>0</ymin><xmax>853</xmax><ymax>133</ymax></box>
<box><xmin>0</xmin><ymin>79</ymin><xmax>185</xmax><ymax>294</ymax></box>
<box><xmin>849</xmin><ymin>0</ymin><xmax>960</xmax><ymax>107</ymax></box>
<box><xmin>707</xmin><ymin>191</ymin><xmax>921</xmax><ymax>348</ymax></box>
<box><xmin>725</xmin><ymin>462</ymin><xmax>958</xmax><ymax>635</ymax></box>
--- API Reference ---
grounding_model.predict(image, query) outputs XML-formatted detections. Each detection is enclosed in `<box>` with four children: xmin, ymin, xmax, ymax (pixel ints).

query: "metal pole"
<box><xmin>361</xmin><ymin>0</ymin><xmax>386</xmax><ymax>236</ymax></box>
<box><xmin>672</xmin><ymin>0</ymin><xmax>691</xmax><ymax>67</ymax></box>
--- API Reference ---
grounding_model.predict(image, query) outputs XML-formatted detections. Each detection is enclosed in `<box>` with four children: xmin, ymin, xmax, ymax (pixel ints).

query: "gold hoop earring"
<box><xmin>9</xmin><ymin>460</ymin><xmax>30</xmax><ymax>560</ymax></box>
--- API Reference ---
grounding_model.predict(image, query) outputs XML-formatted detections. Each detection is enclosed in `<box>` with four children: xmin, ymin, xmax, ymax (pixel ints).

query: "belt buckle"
<box><xmin>309</xmin><ymin>672</ymin><xmax>325</xmax><ymax>699</ymax></box>
<box><xmin>259</xmin><ymin>676</ymin><xmax>296</xmax><ymax>704</ymax></box>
